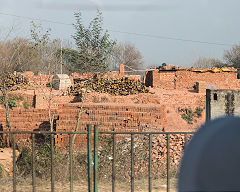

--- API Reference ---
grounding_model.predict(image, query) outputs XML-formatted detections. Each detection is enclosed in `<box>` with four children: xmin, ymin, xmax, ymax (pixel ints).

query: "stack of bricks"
<box><xmin>0</xmin><ymin>103</ymin><xmax>166</xmax><ymax>148</ymax></box>
<box><xmin>55</xmin><ymin>103</ymin><xmax>166</xmax><ymax>147</ymax></box>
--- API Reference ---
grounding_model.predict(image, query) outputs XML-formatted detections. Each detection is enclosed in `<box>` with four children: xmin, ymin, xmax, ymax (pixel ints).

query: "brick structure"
<box><xmin>145</xmin><ymin>68</ymin><xmax>240</xmax><ymax>90</ymax></box>
<box><xmin>52</xmin><ymin>74</ymin><xmax>72</xmax><ymax>90</ymax></box>
<box><xmin>119</xmin><ymin>64</ymin><xmax>125</xmax><ymax>76</ymax></box>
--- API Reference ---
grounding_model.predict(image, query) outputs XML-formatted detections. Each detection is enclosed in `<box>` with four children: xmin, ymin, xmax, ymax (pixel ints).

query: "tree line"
<box><xmin>193</xmin><ymin>45</ymin><xmax>240</xmax><ymax>69</ymax></box>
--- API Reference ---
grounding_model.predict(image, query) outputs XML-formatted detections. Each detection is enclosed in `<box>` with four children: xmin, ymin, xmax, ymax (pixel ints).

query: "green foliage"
<box><xmin>7</xmin><ymin>99</ymin><xmax>17</xmax><ymax>109</ymax></box>
<box><xmin>179</xmin><ymin>107</ymin><xmax>204</xmax><ymax>124</ymax></box>
<box><xmin>181</xmin><ymin>109</ymin><xmax>194</xmax><ymax>124</ymax></box>
<box><xmin>72</xmin><ymin>11</ymin><xmax>116</xmax><ymax>73</ymax></box>
<box><xmin>195</xmin><ymin>107</ymin><xmax>204</xmax><ymax>117</ymax></box>
<box><xmin>56</xmin><ymin>48</ymin><xmax>82</xmax><ymax>73</ymax></box>
<box><xmin>0</xmin><ymin>96</ymin><xmax>18</xmax><ymax>109</ymax></box>
<box><xmin>23</xmin><ymin>101</ymin><xmax>30</xmax><ymax>109</ymax></box>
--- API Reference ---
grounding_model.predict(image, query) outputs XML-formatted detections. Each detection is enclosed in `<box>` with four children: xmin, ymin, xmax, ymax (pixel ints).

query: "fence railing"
<box><xmin>0</xmin><ymin>126</ymin><xmax>194</xmax><ymax>192</ymax></box>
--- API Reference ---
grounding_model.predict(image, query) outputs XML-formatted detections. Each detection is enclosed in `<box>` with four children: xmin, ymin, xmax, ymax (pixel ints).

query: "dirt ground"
<box><xmin>0</xmin><ymin>148</ymin><xmax>19</xmax><ymax>176</ymax></box>
<box><xmin>0</xmin><ymin>177</ymin><xmax>177</xmax><ymax>192</ymax></box>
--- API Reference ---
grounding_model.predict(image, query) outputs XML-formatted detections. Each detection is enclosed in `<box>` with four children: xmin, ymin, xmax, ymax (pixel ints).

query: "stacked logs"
<box><xmin>92</xmin><ymin>77</ymin><xmax>149</xmax><ymax>96</ymax></box>
<box><xmin>67</xmin><ymin>79</ymin><xmax>90</xmax><ymax>96</ymax></box>
<box><xmin>68</xmin><ymin>77</ymin><xmax>149</xmax><ymax>96</ymax></box>
<box><xmin>2</xmin><ymin>73</ymin><xmax>29</xmax><ymax>90</ymax></box>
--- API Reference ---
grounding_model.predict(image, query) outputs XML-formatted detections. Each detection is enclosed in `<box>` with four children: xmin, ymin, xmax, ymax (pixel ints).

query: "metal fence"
<box><xmin>0</xmin><ymin>125</ymin><xmax>194</xmax><ymax>192</ymax></box>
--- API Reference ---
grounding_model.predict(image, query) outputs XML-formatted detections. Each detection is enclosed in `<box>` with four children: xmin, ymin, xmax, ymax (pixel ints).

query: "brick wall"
<box><xmin>0</xmin><ymin>103</ymin><xmax>166</xmax><ymax>147</ymax></box>
<box><xmin>152</xmin><ymin>71</ymin><xmax>176</xmax><ymax>89</ymax></box>
<box><xmin>175</xmin><ymin>71</ymin><xmax>239</xmax><ymax>90</ymax></box>
<box><xmin>147</xmin><ymin>70</ymin><xmax>240</xmax><ymax>90</ymax></box>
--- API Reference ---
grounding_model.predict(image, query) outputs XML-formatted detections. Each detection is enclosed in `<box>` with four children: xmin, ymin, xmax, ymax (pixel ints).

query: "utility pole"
<box><xmin>60</xmin><ymin>39</ymin><xmax>63</xmax><ymax>74</ymax></box>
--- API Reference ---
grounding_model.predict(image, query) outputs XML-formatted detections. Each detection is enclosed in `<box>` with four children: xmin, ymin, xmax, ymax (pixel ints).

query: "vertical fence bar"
<box><xmin>184</xmin><ymin>134</ymin><xmax>188</xmax><ymax>149</ymax></box>
<box><xmin>12</xmin><ymin>133</ymin><xmax>16</xmax><ymax>192</ymax></box>
<box><xmin>166</xmin><ymin>134</ymin><xmax>170</xmax><ymax>192</ymax></box>
<box><xmin>148</xmin><ymin>134</ymin><xmax>152</xmax><ymax>192</ymax></box>
<box><xmin>51</xmin><ymin>133</ymin><xmax>55</xmax><ymax>192</ymax></box>
<box><xmin>32</xmin><ymin>133</ymin><xmax>36</xmax><ymax>192</ymax></box>
<box><xmin>69</xmin><ymin>134</ymin><xmax>73</xmax><ymax>192</ymax></box>
<box><xmin>94</xmin><ymin>125</ymin><xmax>98</xmax><ymax>192</ymax></box>
<box><xmin>87</xmin><ymin>125</ymin><xmax>93</xmax><ymax>192</ymax></box>
<box><xmin>131</xmin><ymin>134</ymin><xmax>134</xmax><ymax>192</ymax></box>
<box><xmin>112</xmin><ymin>133</ymin><xmax>116</xmax><ymax>192</ymax></box>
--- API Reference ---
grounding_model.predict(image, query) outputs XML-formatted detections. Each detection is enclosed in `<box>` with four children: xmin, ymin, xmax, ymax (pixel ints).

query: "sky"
<box><xmin>0</xmin><ymin>0</ymin><xmax>240</xmax><ymax>68</ymax></box>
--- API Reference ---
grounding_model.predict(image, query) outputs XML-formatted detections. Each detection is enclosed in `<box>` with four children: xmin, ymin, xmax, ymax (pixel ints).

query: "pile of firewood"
<box><xmin>2</xmin><ymin>73</ymin><xmax>29</xmax><ymax>90</ymax></box>
<box><xmin>92</xmin><ymin>77</ymin><xmax>149</xmax><ymax>96</ymax></box>
<box><xmin>67</xmin><ymin>79</ymin><xmax>90</xmax><ymax>96</ymax></box>
<box><xmin>67</xmin><ymin>77</ymin><xmax>149</xmax><ymax>96</ymax></box>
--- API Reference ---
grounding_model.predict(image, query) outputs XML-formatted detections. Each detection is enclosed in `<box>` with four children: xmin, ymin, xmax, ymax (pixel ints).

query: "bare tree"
<box><xmin>30</xmin><ymin>21</ymin><xmax>61</xmax><ymax>75</ymax></box>
<box><xmin>0</xmin><ymin>39</ymin><xmax>26</xmax><ymax>146</ymax></box>
<box><xmin>111</xmin><ymin>42</ymin><xmax>144</xmax><ymax>72</ymax></box>
<box><xmin>193</xmin><ymin>57</ymin><xmax>225</xmax><ymax>68</ymax></box>
<box><xmin>224</xmin><ymin>44</ymin><xmax>240</xmax><ymax>68</ymax></box>
<box><xmin>30</xmin><ymin>21</ymin><xmax>61</xmax><ymax>133</ymax></box>
<box><xmin>6</xmin><ymin>38</ymin><xmax>42</xmax><ymax>73</ymax></box>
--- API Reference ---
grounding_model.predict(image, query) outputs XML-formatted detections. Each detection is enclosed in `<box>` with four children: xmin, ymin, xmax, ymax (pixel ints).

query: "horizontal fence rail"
<box><xmin>0</xmin><ymin>127</ymin><xmax>194</xmax><ymax>192</ymax></box>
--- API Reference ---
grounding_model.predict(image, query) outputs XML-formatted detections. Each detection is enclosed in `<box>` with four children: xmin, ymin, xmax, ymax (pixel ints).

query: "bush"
<box><xmin>0</xmin><ymin>96</ymin><xmax>18</xmax><ymax>109</ymax></box>
<box><xmin>23</xmin><ymin>101</ymin><xmax>30</xmax><ymax>109</ymax></box>
<box><xmin>8</xmin><ymin>99</ymin><xmax>17</xmax><ymax>109</ymax></box>
<box><xmin>179</xmin><ymin>107</ymin><xmax>204</xmax><ymax>124</ymax></box>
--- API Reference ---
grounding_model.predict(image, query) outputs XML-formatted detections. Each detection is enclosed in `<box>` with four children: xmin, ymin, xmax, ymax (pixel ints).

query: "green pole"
<box><xmin>87</xmin><ymin>125</ymin><xmax>93</xmax><ymax>192</ymax></box>
<box><xmin>148</xmin><ymin>134</ymin><xmax>152</xmax><ymax>192</ymax></box>
<box><xmin>69</xmin><ymin>134</ymin><xmax>73</xmax><ymax>192</ymax></box>
<box><xmin>94</xmin><ymin>125</ymin><xmax>99</xmax><ymax>192</ymax></box>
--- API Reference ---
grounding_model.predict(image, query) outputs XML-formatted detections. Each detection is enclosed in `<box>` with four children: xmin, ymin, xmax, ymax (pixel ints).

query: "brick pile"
<box><xmin>0</xmin><ymin>103</ymin><xmax>166</xmax><ymax>148</ymax></box>
<box><xmin>151</xmin><ymin>134</ymin><xmax>192</xmax><ymax>166</ymax></box>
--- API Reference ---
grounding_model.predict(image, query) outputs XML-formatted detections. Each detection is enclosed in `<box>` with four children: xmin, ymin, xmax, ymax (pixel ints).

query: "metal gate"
<box><xmin>0</xmin><ymin>125</ymin><xmax>193</xmax><ymax>192</ymax></box>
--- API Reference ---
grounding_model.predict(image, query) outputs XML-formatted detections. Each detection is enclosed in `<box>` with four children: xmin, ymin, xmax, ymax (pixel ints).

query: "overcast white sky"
<box><xmin>0</xmin><ymin>0</ymin><xmax>240</xmax><ymax>68</ymax></box>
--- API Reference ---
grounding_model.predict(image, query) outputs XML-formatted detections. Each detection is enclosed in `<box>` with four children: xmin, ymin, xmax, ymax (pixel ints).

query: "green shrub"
<box><xmin>0</xmin><ymin>96</ymin><xmax>18</xmax><ymax>109</ymax></box>
<box><xmin>179</xmin><ymin>107</ymin><xmax>204</xmax><ymax>124</ymax></box>
<box><xmin>23</xmin><ymin>101</ymin><xmax>30</xmax><ymax>109</ymax></box>
<box><xmin>7</xmin><ymin>99</ymin><xmax>17</xmax><ymax>109</ymax></box>
<box><xmin>195</xmin><ymin>107</ymin><xmax>204</xmax><ymax>117</ymax></box>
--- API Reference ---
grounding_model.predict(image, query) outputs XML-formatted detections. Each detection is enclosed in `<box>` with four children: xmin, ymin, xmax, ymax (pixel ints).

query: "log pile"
<box><xmin>2</xmin><ymin>73</ymin><xmax>29</xmax><ymax>90</ymax></box>
<box><xmin>67</xmin><ymin>79</ymin><xmax>90</xmax><ymax>96</ymax></box>
<box><xmin>92</xmin><ymin>77</ymin><xmax>149</xmax><ymax>96</ymax></box>
<box><xmin>68</xmin><ymin>77</ymin><xmax>149</xmax><ymax>96</ymax></box>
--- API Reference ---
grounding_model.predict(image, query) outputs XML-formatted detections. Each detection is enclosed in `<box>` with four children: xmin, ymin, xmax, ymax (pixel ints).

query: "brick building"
<box><xmin>145</xmin><ymin>67</ymin><xmax>240</xmax><ymax>90</ymax></box>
